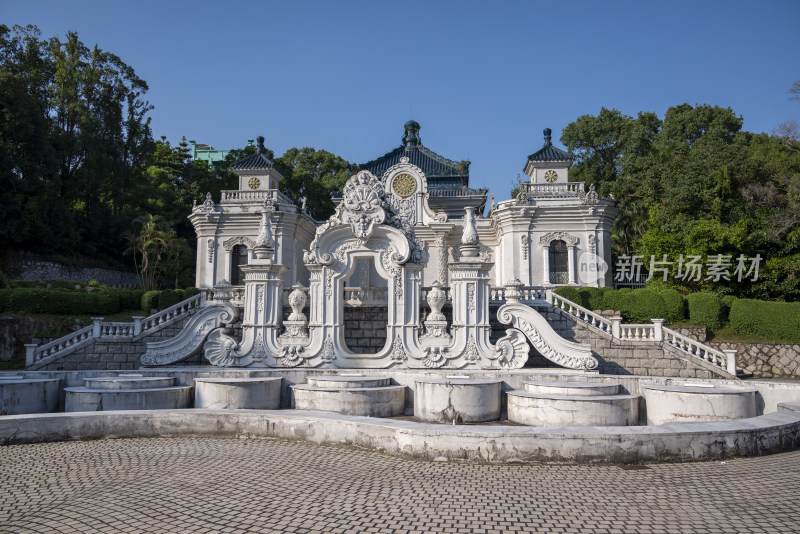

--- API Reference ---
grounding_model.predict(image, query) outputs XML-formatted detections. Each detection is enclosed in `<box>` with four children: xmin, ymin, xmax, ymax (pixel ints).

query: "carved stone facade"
<box><xmin>149</xmin><ymin>124</ymin><xmax>616</xmax><ymax>370</ymax></box>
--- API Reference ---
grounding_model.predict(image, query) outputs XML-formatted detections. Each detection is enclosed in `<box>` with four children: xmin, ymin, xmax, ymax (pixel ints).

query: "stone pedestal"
<box><xmin>414</xmin><ymin>378</ymin><xmax>502</xmax><ymax>423</ymax></box>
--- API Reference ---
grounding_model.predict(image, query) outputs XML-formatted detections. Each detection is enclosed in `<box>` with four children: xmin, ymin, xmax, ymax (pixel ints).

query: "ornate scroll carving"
<box><xmin>539</xmin><ymin>231</ymin><xmax>578</xmax><ymax>247</ymax></box>
<box><xmin>437</xmin><ymin>234</ymin><xmax>448</xmax><ymax>285</ymax></box>
<box><xmin>223</xmin><ymin>236</ymin><xmax>256</xmax><ymax>251</ymax></box>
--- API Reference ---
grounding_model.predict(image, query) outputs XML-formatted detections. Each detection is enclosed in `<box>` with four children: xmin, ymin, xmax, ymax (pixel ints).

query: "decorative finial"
<box><xmin>403</xmin><ymin>120</ymin><xmax>421</xmax><ymax>148</ymax></box>
<box><xmin>543</xmin><ymin>128</ymin><xmax>552</xmax><ymax>147</ymax></box>
<box><xmin>256</xmin><ymin>135</ymin><xmax>265</xmax><ymax>154</ymax></box>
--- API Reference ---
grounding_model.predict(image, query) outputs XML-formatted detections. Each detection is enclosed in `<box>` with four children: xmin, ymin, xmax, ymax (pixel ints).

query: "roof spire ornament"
<box><xmin>256</xmin><ymin>135</ymin><xmax>265</xmax><ymax>154</ymax></box>
<box><xmin>543</xmin><ymin>128</ymin><xmax>552</xmax><ymax>147</ymax></box>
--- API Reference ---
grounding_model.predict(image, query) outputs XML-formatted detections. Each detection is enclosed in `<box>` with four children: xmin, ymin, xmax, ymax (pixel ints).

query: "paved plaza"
<box><xmin>1</xmin><ymin>437</ymin><xmax>798</xmax><ymax>534</ymax></box>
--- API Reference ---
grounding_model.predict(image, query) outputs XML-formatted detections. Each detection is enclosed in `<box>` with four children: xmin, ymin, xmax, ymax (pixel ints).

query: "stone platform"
<box><xmin>0</xmin><ymin>377</ymin><xmax>61</xmax><ymax>415</ymax></box>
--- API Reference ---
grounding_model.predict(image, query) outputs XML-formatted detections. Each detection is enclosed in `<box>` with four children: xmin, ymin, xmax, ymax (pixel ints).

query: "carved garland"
<box><xmin>223</xmin><ymin>236</ymin><xmax>257</xmax><ymax>251</ymax></box>
<box><xmin>539</xmin><ymin>232</ymin><xmax>578</xmax><ymax>247</ymax></box>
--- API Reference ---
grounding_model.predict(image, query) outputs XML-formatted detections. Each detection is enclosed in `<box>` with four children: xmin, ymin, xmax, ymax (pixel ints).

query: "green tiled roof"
<box><xmin>527</xmin><ymin>128</ymin><xmax>574</xmax><ymax>163</ymax></box>
<box><xmin>358</xmin><ymin>122</ymin><xmax>471</xmax><ymax>187</ymax></box>
<box><xmin>230</xmin><ymin>136</ymin><xmax>275</xmax><ymax>171</ymax></box>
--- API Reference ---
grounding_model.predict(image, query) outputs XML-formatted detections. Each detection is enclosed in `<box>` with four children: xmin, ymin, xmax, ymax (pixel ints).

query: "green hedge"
<box><xmin>729</xmin><ymin>299</ymin><xmax>800</xmax><ymax>342</ymax></box>
<box><xmin>119</xmin><ymin>289</ymin><xmax>145</xmax><ymax>310</ymax></box>
<box><xmin>618</xmin><ymin>289</ymin><xmax>666</xmax><ymax>323</ymax></box>
<box><xmin>183</xmin><ymin>287</ymin><xmax>200</xmax><ymax>298</ymax></box>
<box><xmin>141</xmin><ymin>290</ymin><xmax>161</xmax><ymax>311</ymax></box>
<box><xmin>158</xmin><ymin>289</ymin><xmax>182</xmax><ymax>310</ymax></box>
<box><xmin>656</xmin><ymin>288</ymin><xmax>686</xmax><ymax>323</ymax></box>
<box><xmin>686</xmin><ymin>292</ymin><xmax>725</xmax><ymax>329</ymax></box>
<box><xmin>0</xmin><ymin>287</ymin><xmax>120</xmax><ymax>315</ymax></box>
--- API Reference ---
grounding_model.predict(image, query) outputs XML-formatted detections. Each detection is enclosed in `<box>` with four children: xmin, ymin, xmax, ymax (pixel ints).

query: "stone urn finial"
<box><xmin>504</xmin><ymin>278</ymin><xmax>524</xmax><ymax>303</ymax></box>
<box><xmin>253</xmin><ymin>201</ymin><xmax>275</xmax><ymax>259</ymax></box>
<box><xmin>460</xmin><ymin>206</ymin><xmax>480</xmax><ymax>258</ymax></box>
<box><xmin>426</xmin><ymin>281</ymin><xmax>447</xmax><ymax>321</ymax></box>
<box><xmin>287</xmin><ymin>283</ymin><xmax>308</xmax><ymax>322</ymax></box>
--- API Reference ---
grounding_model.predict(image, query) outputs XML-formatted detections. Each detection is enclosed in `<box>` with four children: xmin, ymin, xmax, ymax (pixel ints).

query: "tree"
<box><xmin>276</xmin><ymin>147</ymin><xmax>350</xmax><ymax>220</ymax></box>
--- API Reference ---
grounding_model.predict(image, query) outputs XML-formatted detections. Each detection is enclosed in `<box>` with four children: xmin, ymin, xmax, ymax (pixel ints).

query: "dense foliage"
<box><xmin>561</xmin><ymin>103</ymin><xmax>800</xmax><ymax>300</ymax></box>
<box><xmin>0</xmin><ymin>25</ymin><xmax>350</xmax><ymax>289</ymax></box>
<box><xmin>0</xmin><ymin>285</ymin><xmax>144</xmax><ymax>315</ymax></box>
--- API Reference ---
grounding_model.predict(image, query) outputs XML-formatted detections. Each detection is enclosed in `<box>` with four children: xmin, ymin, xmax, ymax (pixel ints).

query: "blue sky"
<box><xmin>6</xmin><ymin>0</ymin><xmax>800</xmax><ymax>202</ymax></box>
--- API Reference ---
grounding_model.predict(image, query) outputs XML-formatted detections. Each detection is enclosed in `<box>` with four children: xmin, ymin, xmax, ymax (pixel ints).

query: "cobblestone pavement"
<box><xmin>1</xmin><ymin>437</ymin><xmax>799</xmax><ymax>534</ymax></box>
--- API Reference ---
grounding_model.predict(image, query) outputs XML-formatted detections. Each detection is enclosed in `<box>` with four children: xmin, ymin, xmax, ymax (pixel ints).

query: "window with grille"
<box><xmin>549</xmin><ymin>240</ymin><xmax>568</xmax><ymax>284</ymax></box>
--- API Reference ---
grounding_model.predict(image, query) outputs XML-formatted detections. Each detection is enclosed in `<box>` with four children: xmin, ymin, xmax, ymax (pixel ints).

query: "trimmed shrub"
<box><xmin>553</xmin><ymin>286</ymin><xmax>585</xmax><ymax>307</ymax></box>
<box><xmin>620</xmin><ymin>289</ymin><xmax>666</xmax><ymax>323</ymax></box>
<box><xmin>719</xmin><ymin>295</ymin><xmax>737</xmax><ymax>322</ymax></box>
<box><xmin>158</xmin><ymin>289</ymin><xmax>181</xmax><ymax>310</ymax></box>
<box><xmin>119</xmin><ymin>289</ymin><xmax>145</xmax><ymax>310</ymax></box>
<box><xmin>686</xmin><ymin>292</ymin><xmax>724</xmax><ymax>330</ymax></box>
<box><xmin>577</xmin><ymin>287</ymin><xmax>605</xmax><ymax>310</ymax></box>
<box><xmin>87</xmin><ymin>289</ymin><xmax>120</xmax><ymax>315</ymax></box>
<box><xmin>183</xmin><ymin>287</ymin><xmax>200</xmax><ymax>299</ymax></box>
<box><xmin>656</xmin><ymin>289</ymin><xmax>686</xmax><ymax>323</ymax></box>
<box><xmin>141</xmin><ymin>290</ymin><xmax>160</xmax><ymax>312</ymax></box>
<box><xmin>729</xmin><ymin>299</ymin><xmax>800</xmax><ymax>343</ymax></box>
<box><xmin>600</xmin><ymin>290</ymin><xmax>626</xmax><ymax>312</ymax></box>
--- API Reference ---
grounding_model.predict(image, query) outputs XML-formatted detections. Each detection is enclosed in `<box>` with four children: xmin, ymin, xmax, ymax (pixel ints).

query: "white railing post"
<box><xmin>132</xmin><ymin>316</ymin><xmax>145</xmax><ymax>336</ymax></box>
<box><xmin>91</xmin><ymin>317</ymin><xmax>104</xmax><ymax>338</ymax></box>
<box><xmin>610</xmin><ymin>316</ymin><xmax>622</xmax><ymax>339</ymax></box>
<box><xmin>723</xmin><ymin>349</ymin><xmax>738</xmax><ymax>375</ymax></box>
<box><xmin>545</xmin><ymin>288</ymin><xmax>553</xmax><ymax>304</ymax></box>
<box><xmin>24</xmin><ymin>344</ymin><xmax>37</xmax><ymax>366</ymax></box>
<box><xmin>651</xmin><ymin>319</ymin><xmax>665</xmax><ymax>341</ymax></box>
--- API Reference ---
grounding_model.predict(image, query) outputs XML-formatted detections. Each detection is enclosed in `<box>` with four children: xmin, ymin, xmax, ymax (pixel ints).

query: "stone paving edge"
<box><xmin>1</xmin><ymin>409</ymin><xmax>799</xmax><ymax>464</ymax></box>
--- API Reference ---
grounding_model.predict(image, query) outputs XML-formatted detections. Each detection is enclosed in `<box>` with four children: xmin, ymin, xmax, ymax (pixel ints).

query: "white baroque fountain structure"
<box><xmin>142</xmin><ymin>149</ymin><xmax>602</xmax><ymax>370</ymax></box>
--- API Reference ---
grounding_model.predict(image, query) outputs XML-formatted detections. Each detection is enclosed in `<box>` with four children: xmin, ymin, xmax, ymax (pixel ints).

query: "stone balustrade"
<box><xmin>26</xmin><ymin>293</ymin><xmax>203</xmax><ymax>368</ymax></box>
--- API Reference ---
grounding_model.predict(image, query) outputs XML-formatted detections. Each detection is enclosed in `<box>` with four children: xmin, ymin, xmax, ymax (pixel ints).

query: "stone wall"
<box><xmin>344</xmin><ymin>307</ymin><xmax>388</xmax><ymax>354</ymax></box>
<box><xmin>5</xmin><ymin>258</ymin><xmax>140</xmax><ymax>287</ymax></box>
<box><xmin>31</xmin><ymin>312</ymin><xmax>198</xmax><ymax>371</ymax></box>
<box><xmin>709</xmin><ymin>342</ymin><xmax>800</xmax><ymax>379</ymax></box>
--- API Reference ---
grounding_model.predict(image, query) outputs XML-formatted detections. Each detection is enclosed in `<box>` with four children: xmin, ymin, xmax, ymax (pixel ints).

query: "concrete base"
<box><xmin>84</xmin><ymin>377</ymin><xmax>176</xmax><ymax>390</ymax></box>
<box><xmin>508</xmin><ymin>391</ymin><xmax>639</xmax><ymax>426</ymax></box>
<box><xmin>195</xmin><ymin>377</ymin><xmax>281</xmax><ymax>409</ymax></box>
<box><xmin>291</xmin><ymin>385</ymin><xmax>406</xmax><ymax>417</ymax></box>
<box><xmin>1</xmin><ymin>409</ymin><xmax>799</xmax><ymax>464</ymax></box>
<box><xmin>644</xmin><ymin>385</ymin><xmax>758</xmax><ymax>425</ymax></box>
<box><xmin>414</xmin><ymin>379</ymin><xmax>502</xmax><ymax>423</ymax></box>
<box><xmin>0</xmin><ymin>379</ymin><xmax>62</xmax><ymax>415</ymax></box>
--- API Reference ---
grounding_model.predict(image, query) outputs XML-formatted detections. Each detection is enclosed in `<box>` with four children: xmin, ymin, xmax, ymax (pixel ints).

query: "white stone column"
<box><xmin>568</xmin><ymin>245</ymin><xmax>576</xmax><ymax>285</ymax></box>
<box><xmin>542</xmin><ymin>245</ymin><xmax>550</xmax><ymax>285</ymax></box>
<box><xmin>224</xmin><ymin>250</ymin><xmax>232</xmax><ymax>283</ymax></box>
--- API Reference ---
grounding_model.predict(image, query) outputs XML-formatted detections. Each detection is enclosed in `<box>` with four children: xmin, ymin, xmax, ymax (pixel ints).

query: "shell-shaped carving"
<box><xmin>203</xmin><ymin>328</ymin><xmax>241</xmax><ymax>367</ymax></box>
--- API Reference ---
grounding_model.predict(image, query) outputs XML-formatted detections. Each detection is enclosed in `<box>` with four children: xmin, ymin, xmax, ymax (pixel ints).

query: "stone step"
<box><xmin>194</xmin><ymin>377</ymin><xmax>282</xmax><ymax>409</ymax></box>
<box><xmin>83</xmin><ymin>376</ymin><xmax>176</xmax><ymax>390</ymax></box>
<box><xmin>64</xmin><ymin>386</ymin><xmax>193</xmax><ymax>412</ymax></box>
<box><xmin>522</xmin><ymin>381</ymin><xmax>620</xmax><ymax>397</ymax></box>
<box><xmin>306</xmin><ymin>376</ymin><xmax>393</xmax><ymax>389</ymax></box>
<box><xmin>507</xmin><ymin>390</ymin><xmax>639</xmax><ymax>427</ymax></box>
<box><xmin>291</xmin><ymin>384</ymin><xmax>406</xmax><ymax>417</ymax></box>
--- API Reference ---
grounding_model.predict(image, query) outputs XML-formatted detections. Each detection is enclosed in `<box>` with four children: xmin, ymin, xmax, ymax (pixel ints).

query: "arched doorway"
<box><xmin>549</xmin><ymin>239</ymin><xmax>568</xmax><ymax>284</ymax></box>
<box><xmin>231</xmin><ymin>245</ymin><xmax>248</xmax><ymax>285</ymax></box>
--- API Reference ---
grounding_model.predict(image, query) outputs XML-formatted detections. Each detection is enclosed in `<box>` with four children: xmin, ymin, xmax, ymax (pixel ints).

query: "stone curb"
<box><xmin>1</xmin><ymin>409</ymin><xmax>799</xmax><ymax>464</ymax></box>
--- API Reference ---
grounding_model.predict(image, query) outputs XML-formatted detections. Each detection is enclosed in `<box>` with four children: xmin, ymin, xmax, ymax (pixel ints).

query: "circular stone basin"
<box><xmin>84</xmin><ymin>377</ymin><xmax>176</xmax><ymax>390</ymax></box>
<box><xmin>507</xmin><ymin>391</ymin><xmax>639</xmax><ymax>427</ymax></box>
<box><xmin>644</xmin><ymin>384</ymin><xmax>757</xmax><ymax>425</ymax></box>
<box><xmin>523</xmin><ymin>381</ymin><xmax>620</xmax><ymax>397</ymax></box>
<box><xmin>414</xmin><ymin>379</ymin><xmax>502</xmax><ymax>423</ymax></box>
<box><xmin>306</xmin><ymin>376</ymin><xmax>392</xmax><ymax>389</ymax></box>
<box><xmin>194</xmin><ymin>377</ymin><xmax>282</xmax><ymax>409</ymax></box>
